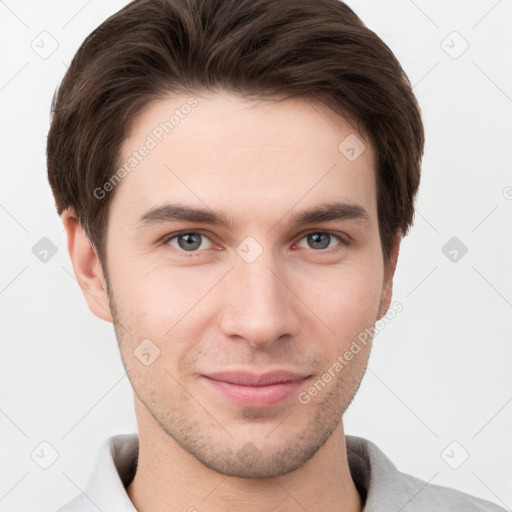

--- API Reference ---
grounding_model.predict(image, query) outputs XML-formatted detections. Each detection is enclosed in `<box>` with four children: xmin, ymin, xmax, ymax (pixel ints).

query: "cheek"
<box><xmin>108</xmin><ymin>238</ymin><xmax>384</xmax><ymax>361</ymax></box>
<box><xmin>108</xmin><ymin>261</ymin><xmax>214</xmax><ymax>362</ymax></box>
<box><xmin>110</xmin><ymin>257</ymin><xmax>194</xmax><ymax>318</ymax></box>
<box><xmin>297</xmin><ymin>260</ymin><xmax>384</xmax><ymax>348</ymax></box>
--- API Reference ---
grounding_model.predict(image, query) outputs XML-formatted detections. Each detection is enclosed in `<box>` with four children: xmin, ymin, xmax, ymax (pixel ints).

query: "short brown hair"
<box><xmin>47</xmin><ymin>0</ymin><xmax>424</xmax><ymax>261</ymax></box>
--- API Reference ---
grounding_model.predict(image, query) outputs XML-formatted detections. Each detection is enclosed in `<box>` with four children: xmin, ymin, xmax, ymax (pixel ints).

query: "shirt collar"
<box><xmin>67</xmin><ymin>433</ymin><xmax>408</xmax><ymax>511</ymax></box>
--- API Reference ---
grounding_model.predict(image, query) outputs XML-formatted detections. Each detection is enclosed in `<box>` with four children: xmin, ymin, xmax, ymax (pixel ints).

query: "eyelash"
<box><xmin>161</xmin><ymin>229</ymin><xmax>349</xmax><ymax>254</ymax></box>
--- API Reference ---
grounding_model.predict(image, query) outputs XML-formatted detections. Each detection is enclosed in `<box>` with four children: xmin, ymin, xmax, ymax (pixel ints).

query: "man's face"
<box><xmin>100</xmin><ymin>92</ymin><xmax>395</xmax><ymax>478</ymax></box>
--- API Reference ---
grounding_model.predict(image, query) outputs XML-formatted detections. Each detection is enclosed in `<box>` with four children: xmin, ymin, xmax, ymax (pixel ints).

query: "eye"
<box><xmin>165</xmin><ymin>231</ymin><xmax>213</xmax><ymax>252</ymax></box>
<box><xmin>162</xmin><ymin>230</ymin><xmax>347</xmax><ymax>254</ymax></box>
<box><xmin>295</xmin><ymin>231</ymin><xmax>345</xmax><ymax>251</ymax></box>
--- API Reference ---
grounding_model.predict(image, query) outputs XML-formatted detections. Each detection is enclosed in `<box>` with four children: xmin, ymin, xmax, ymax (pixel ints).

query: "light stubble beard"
<box><xmin>105</xmin><ymin>275</ymin><xmax>369</xmax><ymax>479</ymax></box>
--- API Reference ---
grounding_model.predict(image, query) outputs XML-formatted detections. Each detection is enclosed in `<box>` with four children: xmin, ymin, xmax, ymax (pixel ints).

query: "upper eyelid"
<box><xmin>162</xmin><ymin>229</ymin><xmax>208</xmax><ymax>241</ymax></box>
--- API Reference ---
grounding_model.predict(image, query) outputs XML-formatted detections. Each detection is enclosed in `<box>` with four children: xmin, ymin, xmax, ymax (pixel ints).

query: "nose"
<box><xmin>218</xmin><ymin>251</ymin><xmax>300</xmax><ymax>349</ymax></box>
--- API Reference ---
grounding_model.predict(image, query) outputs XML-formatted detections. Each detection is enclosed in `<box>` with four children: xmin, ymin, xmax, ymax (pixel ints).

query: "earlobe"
<box><xmin>62</xmin><ymin>209</ymin><xmax>113</xmax><ymax>323</ymax></box>
<box><xmin>378</xmin><ymin>234</ymin><xmax>401</xmax><ymax>319</ymax></box>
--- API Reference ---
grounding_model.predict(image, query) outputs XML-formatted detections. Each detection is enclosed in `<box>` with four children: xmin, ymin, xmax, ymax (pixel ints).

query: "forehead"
<box><xmin>111</xmin><ymin>92</ymin><xmax>377</xmax><ymax>224</ymax></box>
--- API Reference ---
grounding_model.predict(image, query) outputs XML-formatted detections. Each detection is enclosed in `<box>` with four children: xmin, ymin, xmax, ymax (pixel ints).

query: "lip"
<box><xmin>201</xmin><ymin>370</ymin><xmax>311</xmax><ymax>408</ymax></box>
<box><xmin>205</xmin><ymin>370</ymin><xmax>310</xmax><ymax>386</ymax></box>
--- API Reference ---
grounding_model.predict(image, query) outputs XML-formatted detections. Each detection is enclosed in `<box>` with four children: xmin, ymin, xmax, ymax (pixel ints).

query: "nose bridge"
<box><xmin>219</xmin><ymin>245</ymin><xmax>296</xmax><ymax>346</ymax></box>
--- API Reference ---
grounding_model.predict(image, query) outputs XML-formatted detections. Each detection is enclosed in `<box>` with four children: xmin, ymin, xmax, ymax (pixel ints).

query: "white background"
<box><xmin>1</xmin><ymin>1</ymin><xmax>511</xmax><ymax>510</ymax></box>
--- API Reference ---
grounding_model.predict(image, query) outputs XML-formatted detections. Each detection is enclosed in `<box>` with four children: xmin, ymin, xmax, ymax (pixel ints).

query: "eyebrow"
<box><xmin>137</xmin><ymin>201</ymin><xmax>369</xmax><ymax>231</ymax></box>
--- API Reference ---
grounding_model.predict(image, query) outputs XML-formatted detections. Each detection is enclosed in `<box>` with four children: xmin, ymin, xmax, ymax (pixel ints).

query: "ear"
<box><xmin>377</xmin><ymin>233</ymin><xmax>401</xmax><ymax>319</ymax></box>
<box><xmin>62</xmin><ymin>209</ymin><xmax>113</xmax><ymax>323</ymax></box>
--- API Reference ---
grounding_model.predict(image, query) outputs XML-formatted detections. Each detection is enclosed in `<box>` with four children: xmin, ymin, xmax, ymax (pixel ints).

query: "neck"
<box><xmin>127</xmin><ymin>397</ymin><xmax>363</xmax><ymax>512</ymax></box>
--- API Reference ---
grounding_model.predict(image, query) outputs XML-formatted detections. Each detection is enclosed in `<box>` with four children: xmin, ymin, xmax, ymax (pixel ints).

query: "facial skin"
<box><xmin>64</xmin><ymin>92</ymin><xmax>400</xmax><ymax>512</ymax></box>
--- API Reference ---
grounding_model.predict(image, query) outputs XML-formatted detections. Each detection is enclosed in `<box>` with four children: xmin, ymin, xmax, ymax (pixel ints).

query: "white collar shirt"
<box><xmin>57</xmin><ymin>434</ymin><xmax>506</xmax><ymax>511</ymax></box>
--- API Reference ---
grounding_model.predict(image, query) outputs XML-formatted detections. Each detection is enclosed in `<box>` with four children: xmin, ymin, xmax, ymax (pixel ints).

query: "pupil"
<box><xmin>179</xmin><ymin>233</ymin><xmax>201</xmax><ymax>251</ymax></box>
<box><xmin>309</xmin><ymin>233</ymin><xmax>330</xmax><ymax>250</ymax></box>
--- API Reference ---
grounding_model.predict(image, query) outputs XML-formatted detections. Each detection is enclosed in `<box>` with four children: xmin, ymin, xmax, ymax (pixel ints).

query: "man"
<box><xmin>46</xmin><ymin>0</ymin><xmax>505</xmax><ymax>510</ymax></box>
